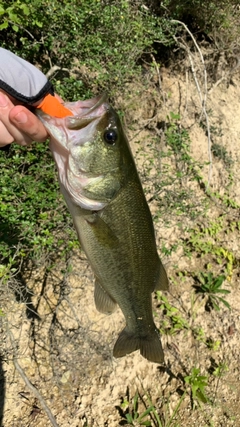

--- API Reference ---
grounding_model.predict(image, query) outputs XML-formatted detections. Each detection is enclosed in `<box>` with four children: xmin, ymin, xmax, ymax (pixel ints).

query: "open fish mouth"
<box><xmin>36</xmin><ymin>93</ymin><xmax>109</xmax><ymax>153</ymax></box>
<box><xmin>78</xmin><ymin>92</ymin><xmax>108</xmax><ymax>115</ymax></box>
<box><xmin>66</xmin><ymin>93</ymin><xmax>108</xmax><ymax>129</ymax></box>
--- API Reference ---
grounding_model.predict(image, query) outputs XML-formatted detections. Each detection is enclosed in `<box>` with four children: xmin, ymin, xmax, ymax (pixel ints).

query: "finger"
<box><xmin>0</xmin><ymin>121</ymin><xmax>14</xmax><ymax>146</ymax></box>
<box><xmin>0</xmin><ymin>92</ymin><xmax>15</xmax><ymax>145</ymax></box>
<box><xmin>9</xmin><ymin>106</ymin><xmax>48</xmax><ymax>144</ymax></box>
<box><xmin>0</xmin><ymin>91</ymin><xmax>49</xmax><ymax>146</ymax></box>
<box><xmin>0</xmin><ymin>93</ymin><xmax>32</xmax><ymax>146</ymax></box>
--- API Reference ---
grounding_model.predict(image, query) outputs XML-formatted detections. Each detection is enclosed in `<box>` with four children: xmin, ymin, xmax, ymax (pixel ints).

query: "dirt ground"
<box><xmin>1</xmin><ymin>58</ymin><xmax>240</xmax><ymax>427</ymax></box>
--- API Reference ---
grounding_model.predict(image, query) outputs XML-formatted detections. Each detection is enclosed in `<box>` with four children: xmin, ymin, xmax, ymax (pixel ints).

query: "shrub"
<box><xmin>0</xmin><ymin>0</ymin><xmax>173</xmax><ymax>97</ymax></box>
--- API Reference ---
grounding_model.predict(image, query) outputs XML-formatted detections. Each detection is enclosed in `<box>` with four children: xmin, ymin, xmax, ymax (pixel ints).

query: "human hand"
<box><xmin>0</xmin><ymin>91</ymin><xmax>49</xmax><ymax>147</ymax></box>
<box><xmin>0</xmin><ymin>48</ymin><xmax>57</xmax><ymax>148</ymax></box>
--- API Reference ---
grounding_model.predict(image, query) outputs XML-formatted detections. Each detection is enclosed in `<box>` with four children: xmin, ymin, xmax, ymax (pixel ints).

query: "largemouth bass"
<box><xmin>37</xmin><ymin>94</ymin><xmax>169</xmax><ymax>363</ymax></box>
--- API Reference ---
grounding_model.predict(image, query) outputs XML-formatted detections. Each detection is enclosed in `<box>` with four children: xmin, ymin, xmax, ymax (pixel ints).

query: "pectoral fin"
<box><xmin>85</xmin><ymin>214</ymin><xmax>119</xmax><ymax>249</ymax></box>
<box><xmin>154</xmin><ymin>261</ymin><xmax>169</xmax><ymax>291</ymax></box>
<box><xmin>94</xmin><ymin>279</ymin><xmax>117</xmax><ymax>314</ymax></box>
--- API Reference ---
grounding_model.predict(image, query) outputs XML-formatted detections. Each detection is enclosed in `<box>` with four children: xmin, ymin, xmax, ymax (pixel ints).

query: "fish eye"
<box><xmin>103</xmin><ymin>129</ymin><xmax>118</xmax><ymax>145</ymax></box>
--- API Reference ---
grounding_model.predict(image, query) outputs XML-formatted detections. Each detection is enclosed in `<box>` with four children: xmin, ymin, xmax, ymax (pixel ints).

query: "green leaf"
<box><xmin>126</xmin><ymin>413</ymin><xmax>133</xmax><ymax>423</ymax></box>
<box><xmin>170</xmin><ymin>111</ymin><xmax>180</xmax><ymax>120</ymax></box>
<box><xmin>19</xmin><ymin>4</ymin><xmax>30</xmax><ymax>15</ymax></box>
<box><xmin>216</xmin><ymin>289</ymin><xmax>230</xmax><ymax>295</ymax></box>
<box><xmin>138</xmin><ymin>406</ymin><xmax>154</xmax><ymax>419</ymax></box>
<box><xmin>218</xmin><ymin>297</ymin><xmax>231</xmax><ymax>310</ymax></box>
<box><xmin>196</xmin><ymin>389</ymin><xmax>209</xmax><ymax>404</ymax></box>
<box><xmin>35</xmin><ymin>20</ymin><xmax>43</xmax><ymax>27</ymax></box>
<box><xmin>0</xmin><ymin>20</ymin><xmax>8</xmax><ymax>30</ymax></box>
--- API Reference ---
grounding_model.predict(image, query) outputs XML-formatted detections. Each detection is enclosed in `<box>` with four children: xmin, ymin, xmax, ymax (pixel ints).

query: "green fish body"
<box><xmin>37</xmin><ymin>94</ymin><xmax>168</xmax><ymax>363</ymax></box>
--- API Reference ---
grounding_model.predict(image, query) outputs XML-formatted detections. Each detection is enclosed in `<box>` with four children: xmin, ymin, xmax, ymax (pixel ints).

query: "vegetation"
<box><xmin>0</xmin><ymin>0</ymin><xmax>173</xmax><ymax>97</ymax></box>
<box><xmin>119</xmin><ymin>391</ymin><xmax>186</xmax><ymax>426</ymax></box>
<box><xmin>0</xmin><ymin>0</ymin><xmax>239</xmax><ymax>426</ymax></box>
<box><xmin>0</xmin><ymin>143</ymin><xmax>78</xmax><ymax>282</ymax></box>
<box><xmin>184</xmin><ymin>367</ymin><xmax>209</xmax><ymax>407</ymax></box>
<box><xmin>194</xmin><ymin>272</ymin><xmax>230</xmax><ymax>311</ymax></box>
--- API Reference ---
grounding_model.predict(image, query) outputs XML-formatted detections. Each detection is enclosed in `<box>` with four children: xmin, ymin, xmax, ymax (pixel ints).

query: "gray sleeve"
<box><xmin>0</xmin><ymin>48</ymin><xmax>54</xmax><ymax>104</ymax></box>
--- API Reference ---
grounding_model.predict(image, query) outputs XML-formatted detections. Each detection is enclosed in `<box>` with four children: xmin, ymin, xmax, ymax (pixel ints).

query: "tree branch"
<box><xmin>7</xmin><ymin>327</ymin><xmax>59</xmax><ymax>427</ymax></box>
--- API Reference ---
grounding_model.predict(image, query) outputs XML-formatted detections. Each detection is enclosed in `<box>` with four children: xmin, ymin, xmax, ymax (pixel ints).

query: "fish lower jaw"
<box><xmin>65</xmin><ymin>182</ymin><xmax>107</xmax><ymax>211</ymax></box>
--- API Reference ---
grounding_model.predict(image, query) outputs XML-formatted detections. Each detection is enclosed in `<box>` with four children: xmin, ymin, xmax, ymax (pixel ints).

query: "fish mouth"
<box><xmin>66</xmin><ymin>93</ymin><xmax>108</xmax><ymax>130</ymax></box>
<box><xmin>82</xmin><ymin>93</ymin><xmax>108</xmax><ymax>115</ymax></box>
<box><xmin>36</xmin><ymin>93</ymin><xmax>110</xmax><ymax>152</ymax></box>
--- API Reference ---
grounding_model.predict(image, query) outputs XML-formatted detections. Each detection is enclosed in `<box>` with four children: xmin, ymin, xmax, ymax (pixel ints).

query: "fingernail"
<box><xmin>0</xmin><ymin>93</ymin><xmax>8</xmax><ymax>107</ymax></box>
<box><xmin>14</xmin><ymin>111</ymin><xmax>28</xmax><ymax>124</ymax></box>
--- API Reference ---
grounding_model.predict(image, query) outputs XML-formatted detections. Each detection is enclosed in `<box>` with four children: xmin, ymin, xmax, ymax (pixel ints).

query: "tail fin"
<box><xmin>113</xmin><ymin>328</ymin><xmax>164</xmax><ymax>364</ymax></box>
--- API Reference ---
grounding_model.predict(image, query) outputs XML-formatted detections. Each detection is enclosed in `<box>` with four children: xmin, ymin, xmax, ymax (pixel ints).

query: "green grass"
<box><xmin>119</xmin><ymin>391</ymin><xmax>186</xmax><ymax>426</ymax></box>
<box><xmin>194</xmin><ymin>272</ymin><xmax>231</xmax><ymax>312</ymax></box>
